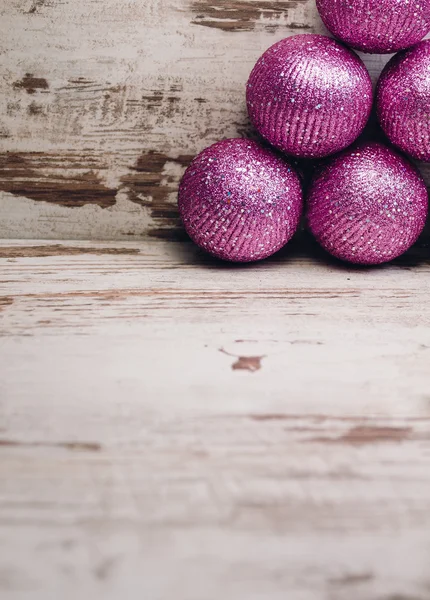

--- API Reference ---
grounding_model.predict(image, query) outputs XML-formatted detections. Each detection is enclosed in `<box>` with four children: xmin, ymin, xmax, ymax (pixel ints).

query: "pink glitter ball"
<box><xmin>306</xmin><ymin>142</ymin><xmax>428</xmax><ymax>265</ymax></box>
<box><xmin>178</xmin><ymin>139</ymin><xmax>303</xmax><ymax>262</ymax></box>
<box><xmin>246</xmin><ymin>35</ymin><xmax>372</xmax><ymax>159</ymax></box>
<box><xmin>316</xmin><ymin>0</ymin><xmax>430</xmax><ymax>54</ymax></box>
<box><xmin>377</xmin><ymin>40</ymin><xmax>430</xmax><ymax>162</ymax></box>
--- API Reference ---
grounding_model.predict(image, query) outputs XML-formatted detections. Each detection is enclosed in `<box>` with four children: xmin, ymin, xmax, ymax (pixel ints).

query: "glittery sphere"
<box><xmin>316</xmin><ymin>0</ymin><xmax>430</xmax><ymax>54</ymax></box>
<box><xmin>377</xmin><ymin>40</ymin><xmax>430</xmax><ymax>162</ymax></box>
<box><xmin>306</xmin><ymin>142</ymin><xmax>428</xmax><ymax>265</ymax></box>
<box><xmin>178</xmin><ymin>139</ymin><xmax>303</xmax><ymax>262</ymax></box>
<box><xmin>246</xmin><ymin>35</ymin><xmax>372</xmax><ymax>159</ymax></box>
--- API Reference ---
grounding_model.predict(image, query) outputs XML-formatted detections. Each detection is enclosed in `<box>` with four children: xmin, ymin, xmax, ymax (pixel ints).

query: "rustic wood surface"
<box><xmin>2</xmin><ymin>0</ymin><xmax>429</xmax><ymax>241</ymax></box>
<box><xmin>2</xmin><ymin>1</ymin><xmax>430</xmax><ymax>598</ymax></box>
<box><xmin>1</xmin><ymin>238</ymin><xmax>430</xmax><ymax>599</ymax></box>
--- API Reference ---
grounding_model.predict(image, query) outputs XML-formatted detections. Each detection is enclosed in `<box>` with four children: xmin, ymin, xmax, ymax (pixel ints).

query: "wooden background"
<box><xmin>2</xmin><ymin>237</ymin><xmax>430</xmax><ymax>600</ymax></box>
<box><xmin>2</xmin><ymin>3</ymin><xmax>430</xmax><ymax>600</ymax></box>
<box><xmin>2</xmin><ymin>0</ymin><xmax>427</xmax><ymax>241</ymax></box>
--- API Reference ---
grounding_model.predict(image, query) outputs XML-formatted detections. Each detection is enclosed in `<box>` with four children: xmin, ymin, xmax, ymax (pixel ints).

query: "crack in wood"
<box><xmin>0</xmin><ymin>245</ymin><xmax>140</xmax><ymax>258</ymax></box>
<box><xmin>0</xmin><ymin>439</ymin><xmax>101</xmax><ymax>452</ymax></box>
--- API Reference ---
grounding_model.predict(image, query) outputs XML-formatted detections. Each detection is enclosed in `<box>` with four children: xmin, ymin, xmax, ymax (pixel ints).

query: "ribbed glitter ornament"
<box><xmin>377</xmin><ymin>40</ymin><xmax>430</xmax><ymax>162</ymax></box>
<box><xmin>306</xmin><ymin>142</ymin><xmax>428</xmax><ymax>265</ymax></box>
<box><xmin>316</xmin><ymin>0</ymin><xmax>430</xmax><ymax>54</ymax></box>
<box><xmin>178</xmin><ymin>139</ymin><xmax>303</xmax><ymax>262</ymax></box>
<box><xmin>246</xmin><ymin>34</ymin><xmax>372</xmax><ymax>159</ymax></box>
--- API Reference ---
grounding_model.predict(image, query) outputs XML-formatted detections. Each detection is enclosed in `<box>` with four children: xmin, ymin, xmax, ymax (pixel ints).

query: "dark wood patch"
<box><xmin>0</xmin><ymin>153</ymin><xmax>117</xmax><ymax>208</ymax></box>
<box><xmin>311</xmin><ymin>426</ymin><xmax>413</xmax><ymax>446</ymax></box>
<box><xmin>329</xmin><ymin>572</ymin><xmax>374</xmax><ymax>586</ymax></box>
<box><xmin>141</xmin><ymin>90</ymin><xmax>165</xmax><ymax>109</ymax></box>
<box><xmin>0</xmin><ymin>439</ymin><xmax>101</xmax><ymax>452</ymax></box>
<box><xmin>27</xmin><ymin>102</ymin><xmax>44</xmax><ymax>116</ymax></box>
<box><xmin>121</xmin><ymin>151</ymin><xmax>193</xmax><ymax>237</ymax></box>
<box><xmin>250</xmin><ymin>413</ymin><xmax>296</xmax><ymax>421</ymax></box>
<box><xmin>13</xmin><ymin>74</ymin><xmax>49</xmax><ymax>94</ymax></box>
<box><xmin>0</xmin><ymin>245</ymin><xmax>140</xmax><ymax>258</ymax></box>
<box><xmin>0</xmin><ymin>297</ymin><xmax>14</xmax><ymax>310</ymax></box>
<box><xmin>341</xmin><ymin>426</ymin><xmax>412</xmax><ymax>444</ymax></box>
<box><xmin>26</xmin><ymin>0</ymin><xmax>46</xmax><ymax>13</ymax></box>
<box><xmin>147</xmin><ymin>228</ymin><xmax>189</xmax><ymax>241</ymax></box>
<box><xmin>219</xmin><ymin>347</ymin><xmax>265</xmax><ymax>372</ymax></box>
<box><xmin>232</xmin><ymin>356</ymin><xmax>264</xmax><ymax>372</ymax></box>
<box><xmin>190</xmin><ymin>1</ymin><xmax>308</xmax><ymax>32</ymax></box>
<box><xmin>59</xmin><ymin>441</ymin><xmax>101</xmax><ymax>452</ymax></box>
<box><xmin>67</xmin><ymin>77</ymin><xmax>95</xmax><ymax>85</ymax></box>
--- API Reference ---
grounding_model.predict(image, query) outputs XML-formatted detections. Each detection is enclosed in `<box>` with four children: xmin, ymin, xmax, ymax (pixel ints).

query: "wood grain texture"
<box><xmin>1</xmin><ymin>239</ymin><xmax>430</xmax><ymax>599</ymax></box>
<box><xmin>2</xmin><ymin>0</ymin><xmax>424</xmax><ymax>241</ymax></box>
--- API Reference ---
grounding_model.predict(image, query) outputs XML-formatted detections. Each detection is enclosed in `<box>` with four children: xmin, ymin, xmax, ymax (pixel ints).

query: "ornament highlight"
<box><xmin>178</xmin><ymin>139</ymin><xmax>303</xmax><ymax>262</ymax></box>
<box><xmin>246</xmin><ymin>34</ymin><xmax>372</xmax><ymax>159</ymax></box>
<box><xmin>306</xmin><ymin>142</ymin><xmax>428</xmax><ymax>265</ymax></box>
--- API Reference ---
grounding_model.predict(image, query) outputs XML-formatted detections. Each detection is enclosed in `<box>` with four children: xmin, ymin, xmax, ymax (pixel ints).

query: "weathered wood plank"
<box><xmin>1</xmin><ymin>239</ymin><xmax>430</xmax><ymax>599</ymax></box>
<box><xmin>0</xmin><ymin>0</ymin><xmax>409</xmax><ymax>240</ymax></box>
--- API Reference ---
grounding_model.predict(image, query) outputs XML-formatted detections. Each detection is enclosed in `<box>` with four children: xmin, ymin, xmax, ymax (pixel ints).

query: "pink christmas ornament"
<box><xmin>306</xmin><ymin>142</ymin><xmax>428</xmax><ymax>265</ymax></box>
<box><xmin>246</xmin><ymin>34</ymin><xmax>372</xmax><ymax>159</ymax></box>
<box><xmin>178</xmin><ymin>138</ymin><xmax>303</xmax><ymax>262</ymax></box>
<box><xmin>316</xmin><ymin>0</ymin><xmax>430</xmax><ymax>54</ymax></box>
<box><xmin>377</xmin><ymin>40</ymin><xmax>430</xmax><ymax>162</ymax></box>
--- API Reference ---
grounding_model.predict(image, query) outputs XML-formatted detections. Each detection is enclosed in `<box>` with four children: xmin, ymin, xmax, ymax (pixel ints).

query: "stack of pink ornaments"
<box><xmin>179</xmin><ymin>0</ymin><xmax>430</xmax><ymax>265</ymax></box>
